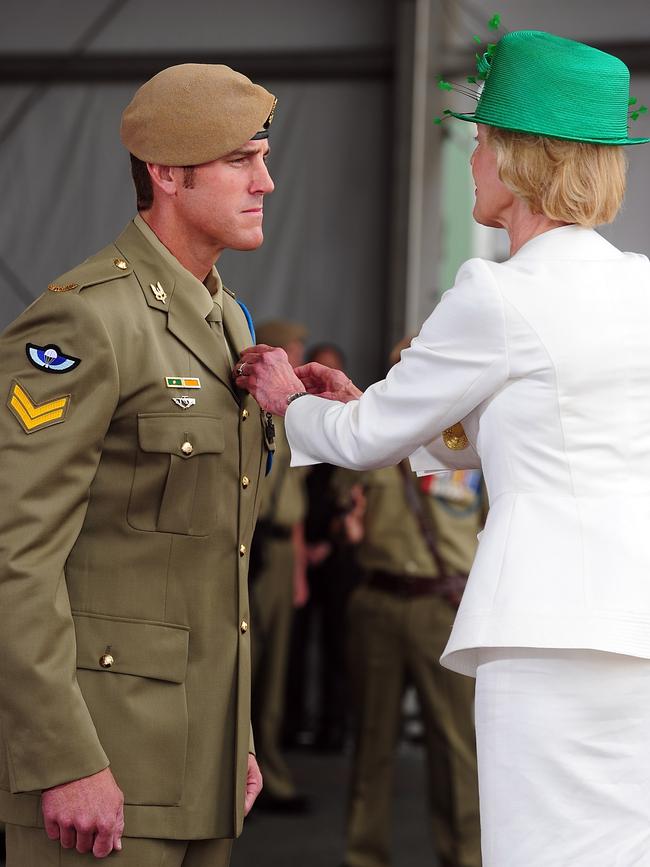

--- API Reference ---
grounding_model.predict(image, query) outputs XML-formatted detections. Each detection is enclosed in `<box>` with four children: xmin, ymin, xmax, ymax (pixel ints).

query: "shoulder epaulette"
<box><xmin>48</xmin><ymin>245</ymin><xmax>133</xmax><ymax>295</ymax></box>
<box><xmin>223</xmin><ymin>285</ymin><xmax>237</xmax><ymax>300</ymax></box>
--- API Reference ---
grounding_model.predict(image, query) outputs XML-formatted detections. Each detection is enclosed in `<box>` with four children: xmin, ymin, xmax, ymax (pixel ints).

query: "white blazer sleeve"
<box><xmin>286</xmin><ymin>258</ymin><xmax>508</xmax><ymax>469</ymax></box>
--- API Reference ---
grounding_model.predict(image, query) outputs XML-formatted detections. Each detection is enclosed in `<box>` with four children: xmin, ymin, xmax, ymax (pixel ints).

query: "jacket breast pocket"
<box><xmin>73</xmin><ymin>612</ymin><xmax>190</xmax><ymax>807</ymax></box>
<box><xmin>128</xmin><ymin>413</ymin><xmax>225</xmax><ymax>536</ymax></box>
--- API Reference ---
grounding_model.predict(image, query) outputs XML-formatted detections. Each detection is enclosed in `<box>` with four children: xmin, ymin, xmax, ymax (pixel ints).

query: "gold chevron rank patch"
<box><xmin>7</xmin><ymin>381</ymin><xmax>70</xmax><ymax>434</ymax></box>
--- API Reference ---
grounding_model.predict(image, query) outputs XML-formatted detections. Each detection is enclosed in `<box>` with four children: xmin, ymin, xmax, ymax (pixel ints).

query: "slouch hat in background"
<box><xmin>450</xmin><ymin>30</ymin><xmax>650</xmax><ymax>146</ymax></box>
<box><xmin>121</xmin><ymin>63</ymin><xmax>277</xmax><ymax>165</ymax></box>
<box><xmin>256</xmin><ymin>320</ymin><xmax>309</xmax><ymax>349</ymax></box>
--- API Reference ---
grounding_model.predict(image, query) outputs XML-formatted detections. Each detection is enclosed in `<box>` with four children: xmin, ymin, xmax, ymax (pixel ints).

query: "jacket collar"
<box><xmin>509</xmin><ymin>224</ymin><xmax>624</xmax><ymax>262</ymax></box>
<box><xmin>114</xmin><ymin>219</ymin><xmax>235</xmax><ymax>394</ymax></box>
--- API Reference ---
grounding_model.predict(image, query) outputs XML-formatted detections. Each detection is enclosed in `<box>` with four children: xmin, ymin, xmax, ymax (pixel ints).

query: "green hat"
<box><xmin>451</xmin><ymin>30</ymin><xmax>650</xmax><ymax>146</ymax></box>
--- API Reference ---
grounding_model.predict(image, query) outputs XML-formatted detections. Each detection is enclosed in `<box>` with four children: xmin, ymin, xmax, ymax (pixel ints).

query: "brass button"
<box><xmin>181</xmin><ymin>441</ymin><xmax>194</xmax><ymax>456</ymax></box>
<box><xmin>241</xmin><ymin>409</ymin><xmax>249</xmax><ymax>420</ymax></box>
<box><xmin>240</xmin><ymin>619</ymin><xmax>249</xmax><ymax>634</ymax></box>
<box><xmin>242</xmin><ymin>475</ymin><xmax>250</xmax><ymax>489</ymax></box>
<box><xmin>239</xmin><ymin>544</ymin><xmax>247</xmax><ymax>556</ymax></box>
<box><xmin>113</xmin><ymin>258</ymin><xmax>128</xmax><ymax>270</ymax></box>
<box><xmin>99</xmin><ymin>653</ymin><xmax>114</xmax><ymax>669</ymax></box>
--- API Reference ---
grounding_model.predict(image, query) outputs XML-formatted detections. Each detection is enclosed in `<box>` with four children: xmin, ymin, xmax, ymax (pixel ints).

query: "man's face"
<box><xmin>311</xmin><ymin>347</ymin><xmax>345</xmax><ymax>371</ymax></box>
<box><xmin>174</xmin><ymin>139</ymin><xmax>274</xmax><ymax>255</ymax></box>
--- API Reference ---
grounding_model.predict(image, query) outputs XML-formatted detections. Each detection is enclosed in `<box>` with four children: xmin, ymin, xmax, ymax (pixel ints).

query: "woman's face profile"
<box><xmin>470</xmin><ymin>124</ymin><xmax>514</xmax><ymax>229</ymax></box>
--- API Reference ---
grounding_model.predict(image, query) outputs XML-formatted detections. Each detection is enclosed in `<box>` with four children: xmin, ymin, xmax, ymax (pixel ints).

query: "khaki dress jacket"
<box><xmin>0</xmin><ymin>219</ymin><xmax>268</xmax><ymax>840</ymax></box>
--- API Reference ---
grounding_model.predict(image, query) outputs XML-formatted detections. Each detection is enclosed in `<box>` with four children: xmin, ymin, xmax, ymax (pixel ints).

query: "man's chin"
<box><xmin>232</xmin><ymin>232</ymin><xmax>264</xmax><ymax>252</ymax></box>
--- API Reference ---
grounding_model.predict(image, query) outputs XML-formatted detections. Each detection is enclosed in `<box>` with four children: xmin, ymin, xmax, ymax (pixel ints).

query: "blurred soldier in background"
<box><xmin>338</xmin><ymin>338</ymin><xmax>484</xmax><ymax>867</ymax></box>
<box><xmin>285</xmin><ymin>343</ymin><xmax>363</xmax><ymax>752</ymax></box>
<box><xmin>249</xmin><ymin>320</ymin><xmax>311</xmax><ymax>812</ymax></box>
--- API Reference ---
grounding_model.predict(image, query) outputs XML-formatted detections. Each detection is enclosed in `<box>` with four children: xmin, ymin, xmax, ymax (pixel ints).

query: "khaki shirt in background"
<box><xmin>334</xmin><ymin>466</ymin><xmax>484</xmax><ymax>578</ymax></box>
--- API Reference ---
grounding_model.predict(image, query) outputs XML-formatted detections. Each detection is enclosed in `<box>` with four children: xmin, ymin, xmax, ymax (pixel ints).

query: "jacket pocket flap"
<box><xmin>73</xmin><ymin>612</ymin><xmax>190</xmax><ymax>683</ymax></box>
<box><xmin>137</xmin><ymin>413</ymin><xmax>225</xmax><ymax>457</ymax></box>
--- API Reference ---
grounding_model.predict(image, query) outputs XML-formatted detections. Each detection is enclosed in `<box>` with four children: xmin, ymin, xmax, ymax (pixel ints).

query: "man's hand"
<box><xmin>234</xmin><ymin>345</ymin><xmax>305</xmax><ymax>416</ymax></box>
<box><xmin>41</xmin><ymin>767</ymin><xmax>124</xmax><ymax>858</ymax></box>
<box><xmin>306</xmin><ymin>540</ymin><xmax>332</xmax><ymax>567</ymax></box>
<box><xmin>245</xmin><ymin>753</ymin><xmax>263</xmax><ymax>816</ymax></box>
<box><xmin>294</xmin><ymin>362</ymin><xmax>362</xmax><ymax>403</ymax></box>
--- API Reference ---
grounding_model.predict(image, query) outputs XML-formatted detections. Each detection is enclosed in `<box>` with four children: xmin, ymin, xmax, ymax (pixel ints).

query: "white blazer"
<box><xmin>286</xmin><ymin>225</ymin><xmax>650</xmax><ymax>676</ymax></box>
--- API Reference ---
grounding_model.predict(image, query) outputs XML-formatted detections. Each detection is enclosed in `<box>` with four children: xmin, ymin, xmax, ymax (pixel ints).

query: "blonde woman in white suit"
<box><xmin>236</xmin><ymin>31</ymin><xmax>650</xmax><ymax>867</ymax></box>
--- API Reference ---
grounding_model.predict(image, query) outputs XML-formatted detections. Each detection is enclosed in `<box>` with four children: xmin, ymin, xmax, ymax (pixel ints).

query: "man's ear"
<box><xmin>147</xmin><ymin>163</ymin><xmax>179</xmax><ymax>198</ymax></box>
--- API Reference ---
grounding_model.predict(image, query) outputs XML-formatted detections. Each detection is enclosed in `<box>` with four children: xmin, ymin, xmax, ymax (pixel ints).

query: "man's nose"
<box><xmin>252</xmin><ymin>161</ymin><xmax>274</xmax><ymax>195</ymax></box>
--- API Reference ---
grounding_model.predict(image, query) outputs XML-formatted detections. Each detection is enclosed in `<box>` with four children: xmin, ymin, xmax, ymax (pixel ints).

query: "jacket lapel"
<box><xmin>114</xmin><ymin>222</ymin><xmax>236</xmax><ymax>394</ymax></box>
<box><xmin>167</xmin><ymin>294</ymin><xmax>236</xmax><ymax>395</ymax></box>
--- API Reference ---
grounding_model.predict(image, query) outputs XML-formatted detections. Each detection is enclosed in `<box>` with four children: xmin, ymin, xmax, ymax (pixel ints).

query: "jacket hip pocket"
<box><xmin>73</xmin><ymin>611</ymin><xmax>190</xmax><ymax>807</ymax></box>
<box><xmin>128</xmin><ymin>413</ymin><xmax>225</xmax><ymax>536</ymax></box>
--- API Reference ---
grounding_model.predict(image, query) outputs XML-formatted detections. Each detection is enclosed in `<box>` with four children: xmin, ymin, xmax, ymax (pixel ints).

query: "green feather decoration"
<box><xmin>434</xmin><ymin>12</ymin><xmax>504</xmax><ymax>129</ymax></box>
<box><xmin>433</xmin><ymin>110</ymin><xmax>453</xmax><ymax>125</ymax></box>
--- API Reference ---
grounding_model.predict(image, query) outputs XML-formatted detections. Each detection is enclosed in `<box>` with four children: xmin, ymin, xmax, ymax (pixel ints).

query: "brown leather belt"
<box><xmin>367</xmin><ymin>569</ymin><xmax>441</xmax><ymax>598</ymax></box>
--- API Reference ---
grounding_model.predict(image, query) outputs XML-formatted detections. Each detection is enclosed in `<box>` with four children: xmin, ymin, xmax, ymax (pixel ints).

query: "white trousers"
<box><xmin>475</xmin><ymin>648</ymin><xmax>650</xmax><ymax>867</ymax></box>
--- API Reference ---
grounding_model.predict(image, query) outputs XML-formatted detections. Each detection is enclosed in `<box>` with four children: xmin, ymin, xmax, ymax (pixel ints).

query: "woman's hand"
<box><xmin>234</xmin><ymin>345</ymin><xmax>305</xmax><ymax>416</ymax></box>
<box><xmin>293</xmin><ymin>362</ymin><xmax>363</xmax><ymax>403</ymax></box>
<box><xmin>234</xmin><ymin>350</ymin><xmax>363</xmax><ymax>414</ymax></box>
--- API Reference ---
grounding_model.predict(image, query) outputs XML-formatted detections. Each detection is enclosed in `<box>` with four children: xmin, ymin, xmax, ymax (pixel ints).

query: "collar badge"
<box><xmin>150</xmin><ymin>281</ymin><xmax>167</xmax><ymax>304</ymax></box>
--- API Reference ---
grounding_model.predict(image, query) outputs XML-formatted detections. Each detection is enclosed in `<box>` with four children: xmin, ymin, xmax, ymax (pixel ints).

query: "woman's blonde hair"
<box><xmin>485</xmin><ymin>126</ymin><xmax>627</xmax><ymax>227</ymax></box>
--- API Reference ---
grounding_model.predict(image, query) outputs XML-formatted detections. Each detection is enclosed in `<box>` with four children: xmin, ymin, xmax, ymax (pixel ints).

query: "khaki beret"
<box><xmin>120</xmin><ymin>63</ymin><xmax>276</xmax><ymax>166</ymax></box>
<box><xmin>256</xmin><ymin>320</ymin><xmax>309</xmax><ymax>349</ymax></box>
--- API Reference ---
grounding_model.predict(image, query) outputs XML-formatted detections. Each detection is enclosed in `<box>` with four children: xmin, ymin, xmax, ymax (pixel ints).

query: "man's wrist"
<box><xmin>286</xmin><ymin>391</ymin><xmax>308</xmax><ymax>405</ymax></box>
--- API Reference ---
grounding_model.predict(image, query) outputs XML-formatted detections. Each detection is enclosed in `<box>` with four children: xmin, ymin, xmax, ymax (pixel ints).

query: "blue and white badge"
<box><xmin>26</xmin><ymin>343</ymin><xmax>81</xmax><ymax>374</ymax></box>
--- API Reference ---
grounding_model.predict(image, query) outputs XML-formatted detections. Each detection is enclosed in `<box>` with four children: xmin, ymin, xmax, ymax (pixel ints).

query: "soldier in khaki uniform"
<box><xmin>0</xmin><ymin>64</ymin><xmax>277</xmax><ymax>866</ymax></box>
<box><xmin>249</xmin><ymin>320</ymin><xmax>310</xmax><ymax>811</ymax></box>
<box><xmin>340</xmin><ymin>464</ymin><xmax>483</xmax><ymax>867</ymax></box>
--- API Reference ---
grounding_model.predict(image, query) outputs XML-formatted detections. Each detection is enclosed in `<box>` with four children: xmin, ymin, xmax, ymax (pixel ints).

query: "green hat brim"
<box><xmin>450</xmin><ymin>111</ymin><xmax>650</xmax><ymax>146</ymax></box>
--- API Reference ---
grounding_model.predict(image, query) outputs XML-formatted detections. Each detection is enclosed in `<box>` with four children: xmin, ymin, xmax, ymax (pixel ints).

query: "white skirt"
<box><xmin>475</xmin><ymin>648</ymin><xmax>650</xmax><ymax>867</ymax></box>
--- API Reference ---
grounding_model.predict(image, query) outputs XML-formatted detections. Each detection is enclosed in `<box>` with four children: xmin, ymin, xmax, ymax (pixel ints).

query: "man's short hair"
<box><xmin>129</xmin><ymin>155</ymin><xmax>196</xmax><ymax>212</ymax></box>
